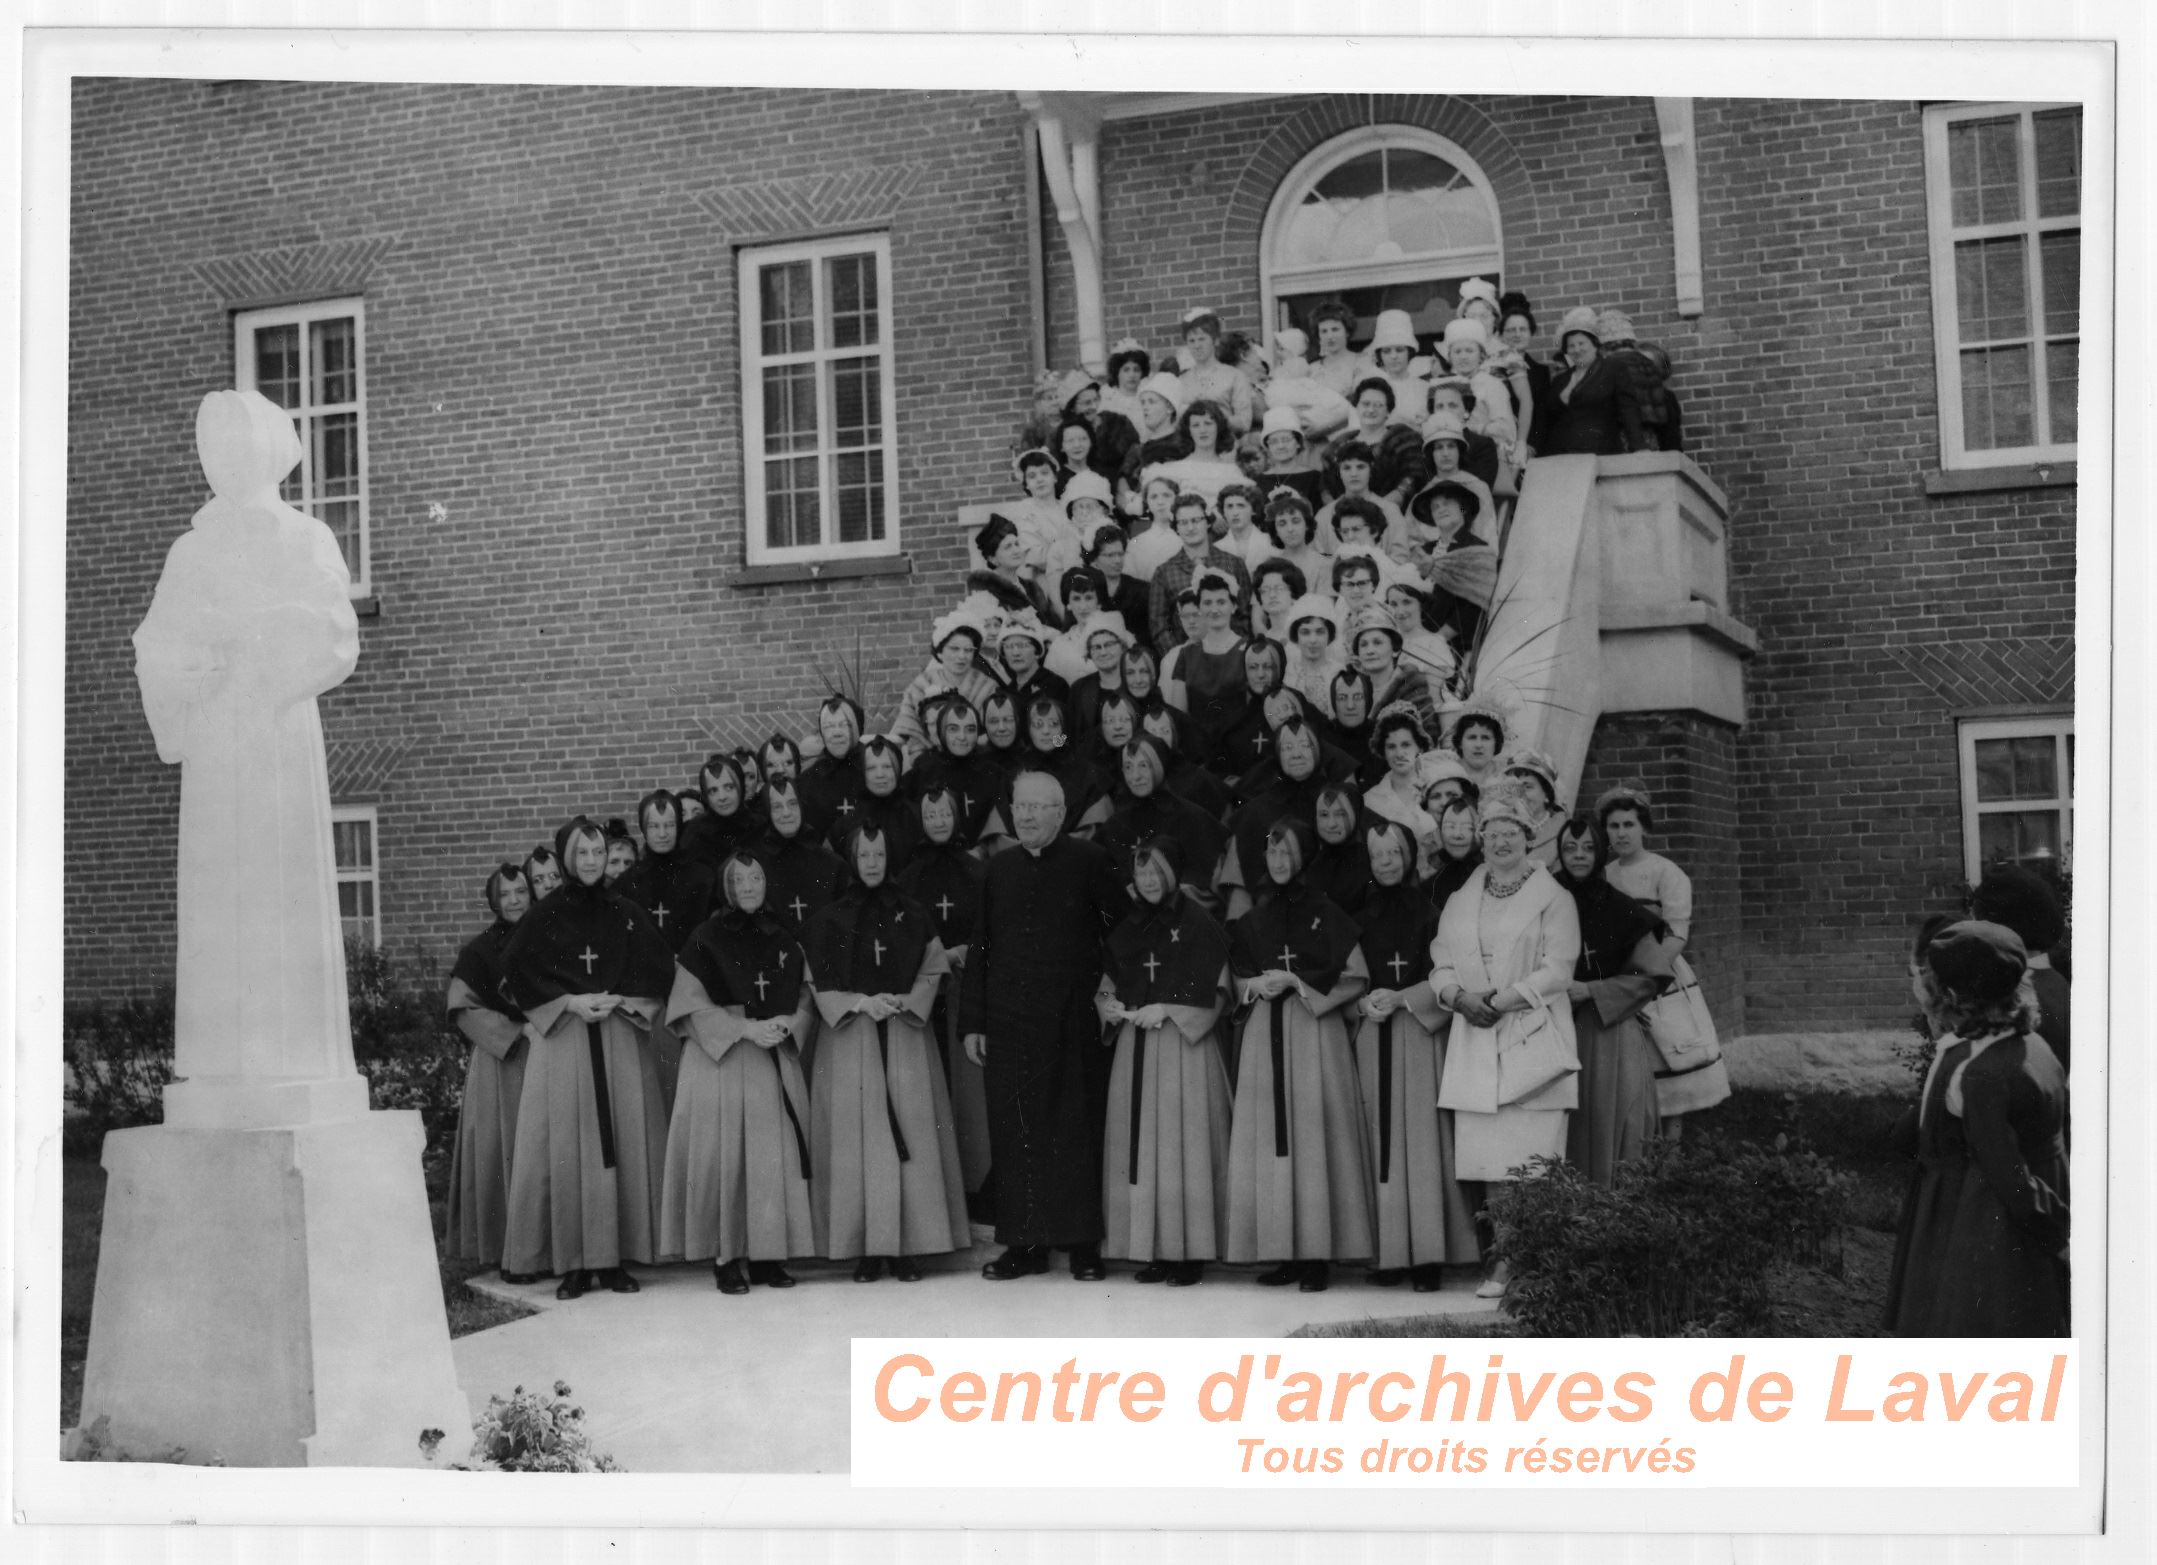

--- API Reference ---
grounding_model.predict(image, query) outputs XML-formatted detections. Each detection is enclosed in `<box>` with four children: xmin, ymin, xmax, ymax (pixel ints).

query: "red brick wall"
<box><xmin>67</xmin><ymin>80</ymin><xmax>1035</xmax><ymax>992</ymax></box>
<box><xmin>1065</xmin><ymin>94</ymin><xmax>2076</xmax><ymax>1032</ymax></box>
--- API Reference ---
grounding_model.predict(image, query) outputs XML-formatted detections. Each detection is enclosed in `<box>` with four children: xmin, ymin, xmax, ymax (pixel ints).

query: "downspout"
<box><xmin>1653</xmin><ymin>98</ymin><xmax>1705</xmax><ymax>318</ymax></box>
<box><xmin>1023</xmin><ymin>120</ymin><xmax>1047</xmax><ymax>379</ymax></box>
<box><xmin>1035</xmin><ymin>113</ymin><xmax>1107</xmax><ymax>375</ymax></box>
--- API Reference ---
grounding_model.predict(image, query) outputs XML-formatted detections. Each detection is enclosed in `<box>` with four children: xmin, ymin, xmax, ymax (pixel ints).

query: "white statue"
<box><xmin>132</xmin><ymin>389</ymin><xmax>362</xmax><ymax>1097</ymax></box>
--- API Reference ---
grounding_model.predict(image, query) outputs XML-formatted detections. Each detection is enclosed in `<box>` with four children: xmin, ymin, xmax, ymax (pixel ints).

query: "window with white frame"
<box><xmin>331</xmin><ymin>804</ymin><xmax>380</xmax><ymax>949</ymax></box>
<box><xmin>1923</xmin><ymin>103</ymin><xmax>2082</xmax><ymax>469</ymax></box>
<box><xmin>1958</xmin><ymin>715</ymin><xmax>2073</xmax><ymax>884</ymax></box>
<box><xmin>234</xmin><ymin>298</ymin><xmax>371</xmax><ymax>593</ymax></box>
<box><xmin>738</xmin><ymin>235</ymin><xmax>900</xmax><ymax>565</ymax></box>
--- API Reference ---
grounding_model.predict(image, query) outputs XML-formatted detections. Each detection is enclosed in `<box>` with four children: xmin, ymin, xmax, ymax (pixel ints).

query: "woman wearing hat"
<box><xmin>1283</xmin><ymin>593</ymin><xmax>1346</xmax><ymax>714</ymax></box>
<box><xmin>1886</xmin><ymin>920</ymin><xmax>2069</xmax><ymax>1336</ymax></box>
<box><xmin>1449</xmin><ymin>699</ymin><xmax>1510</xmax><ymax>793</ymax></box>
<box><xmin>1117</xmin><ymin>375</ymin><xmax>1189</xmax><ymax>520</ymax></box>
<box><xmin>1326</xmin><ymin>381</ymin><xmax>1428</xmax><ymax>516</ymax></box>
<box><xmin>802</xmin><ymin>823</ymin><xmax>972</xmax><ymax>1284</ymax></box>
<box><xmin>1504</xmin><ymin>747</ymin><xmax>1566</xmax><ymax>865</ymax></box>
<box><xmin>1100</xmin><ymin>336</ymin><xmax>1152</xmax><ymax>426</ymax></box>
<box><xmin>661</xmin><ymin>850</ymin><xmax>817</xmax><ymax>1295</ymax></box>
<box><xmin>891</xmin><ymin>610</ymin><xmax>1002</xmax><ymax>765</ymax></box>
<box><xmin>1174</xmin><ymin>307</ymin><xmax>1261</xmax><ymax>434</ymax></box>
<box><xmin>1363</xmin><ymin>309</ymin><xmax>1429</xmax><ymax>426</ymax></box>
<box><xmin>1437</xmin><ymin>318</ymin><xmax>1522</xmax><ymax>458</ymax></box>
<box><xmin>501</xmin><ymin>817</ymin><xmax>676</xmax><ymax>1299</ymax></box>
<box><xmin>1354</xmin><ymin>818</ymin><xmax>1482</xmax><ymax>1289</ymax></box>
<box><xmin>996</xmin><ymin>611</ymin><xmax>1069</xmax><ymax>721</ymax></box>
<box><xmin>1080</xmin><ymin>521</ymin><xmax>1152</xmax><ymax>649</ymax></box>
<box><xmin>1098</xmin><ymin>834</ymin><xmax>1236</xmax><ymax>1285</ymax></box>
<box><xmin>1431</xmin><ymin>781</ymin><xmax>1583</xmax><ymax>1298</ymax></box>
<box><xmin>1006</xmin><ymin>448</ymin><xmax>1084</xmax><ymax>589</ymax></box>
<box><xmin>1304</xmin><ymin>299</ymin><xmax>1367</xmax><ymax>402</ymax></box>
<box><xmin>1141</xmin><ymin>399</ymin><xmax>1246</xmax><ymax>511</ymax></box>
<box><xmin>1969</xmin><ymin>866</ymin><xmax>2072</xmax><ymax>1075</ymax></box>
<box><xmin>1059</xmin><ymin>469</ymin><xmax>1119</xmax><ymax>561</ymax></box>
<box><xmin>968</xmin><ymin>512</ymin><xmax>1063</xmax><ymax>629</ymax></box>
<box><xmin>446</xmin><ymin>861</ymin><xmax>537</xmax><ymax>1275</ymax></box>
<box><xmin>1551</xmin><ymin>814</ymin><xmax>1672</xmax><ymax>1186</ymax></box>
<box><xmin>1258</xmin><ymin>343</ymin><xmax>1354</xmax><ymax>455</ymax></box>
<box><xmin>1385</xmin><ymin>578</ymin><xmax>1459</xmax><ymax>685</ymax></box>
<box><xmin>1596</xmin><ymin>783</ymin><xmax>1731</xmax><ymax>1123</ymax></box>
<box><xmin>1059</xmin><ymin>372</ymin><xmax>1141</xmax><ymax>483</ymax></box>
<box><xmin>1223</xmin><ymin>816</ymin><xmax>1377</xmax><ymax>1292</ymax></box>
<box><xmin>1063</xmin><ymin>609</ymin><xmax>1136</xmax><ymax>737</ymax></box>
<box><xmin>1527</xmin><ymin>306</ymin><xmax>1645</xmax><ymax>458</ymax></box>
<box><xmin>1364</xmin><ymin>700</ymin><xmax>1442</xmax><ymax>879</ymax></box>
<box><xmin>1346</xmin><ymin>602</ymin><xmax>1438</xmax><ymax>732</ymax></box>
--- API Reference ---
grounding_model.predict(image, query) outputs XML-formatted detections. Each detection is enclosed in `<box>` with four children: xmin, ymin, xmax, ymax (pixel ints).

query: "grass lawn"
<box><xmin>59</xmin><ymin>1157</ymin><xmax>536</xmax><ymax>1432</ymax></box>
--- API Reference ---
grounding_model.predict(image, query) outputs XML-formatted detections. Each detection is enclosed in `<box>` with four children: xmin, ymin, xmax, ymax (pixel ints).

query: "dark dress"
<box><xmin>1884</xmin><ymin>1033</ymin><xmax>2070</xmax><ymax>1336</ymax></box>
<box><xmin>957</xmin><ymin>832</ymin><xmax>1130</xmax><ymax>1248</ymax></box>
<box><xmin>1531</xmin><ymin>356</ymin><xmax>1644</xmax><ymax>456</ymax></box>
<box><xmin>1179</xmin><ymin>639</ymin><xmax>1250</xmax><ymax>762</ymax></box>
<box><xmin>1104</xmin><ymin>574</ymin><xmax>1153</xmax><ymax>652</ymax></box>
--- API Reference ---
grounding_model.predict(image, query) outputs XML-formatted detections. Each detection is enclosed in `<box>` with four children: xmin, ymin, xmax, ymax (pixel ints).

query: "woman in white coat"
<box><xmin>1430</xmin><ymin>780</ymin><xmax>1582</xmax><ymax>1298</ymax></box>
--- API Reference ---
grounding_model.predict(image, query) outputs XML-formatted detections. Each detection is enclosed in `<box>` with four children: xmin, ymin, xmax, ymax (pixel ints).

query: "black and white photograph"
<box><xmin>9</xmin><ymin>14</ymin><xmax>2140</xmax><ymax>1555</ymax></box>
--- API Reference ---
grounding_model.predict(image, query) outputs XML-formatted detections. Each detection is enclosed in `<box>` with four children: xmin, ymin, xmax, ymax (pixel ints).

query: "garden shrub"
<box><xmin>62</xmin><ymin>988</ymin><xmax>177</xmax><ymax>1159</ymax></box>
<box><xmin>437</xmin><ymin>1381</ymin><xmax>620</xmax><ymax>1473</ymax></box>
<box><xmin>1487</xmin><ymin>1131</ymin><xmax>1853</xmax><ymax>1337</ymax></box>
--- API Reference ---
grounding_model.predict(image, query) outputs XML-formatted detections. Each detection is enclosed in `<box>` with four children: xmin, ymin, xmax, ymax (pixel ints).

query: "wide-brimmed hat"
<box><xmin>1139</xmin><ymin>371</ymin><xmax>1187</xmax><ymax>413</ymax></box>
<box><xmin>1260</xmin><ymin>406</ymin><xmax>1305</xmax><ymax>442</ymax></box>
<box><xmin>1062</xmin><ymin>469</ymin><xmax>1114</xmax><ymax>515</ymax></box>
<box><xmin>1454</xmin><ymin>277</ymin><xmax>1500</xmax><ymax>317</ymax></box>
<box><xmin>1105</xmin><ymin>337</ymin><xmax>1151</xmax><ymax>382</ymax></box>
<box><xmin>1923</xmin><ymin>920</ymin><xmax>2029</xmax><ymax>1004</ymax></box>
<box><xmin>1409</xmin><ymin>474</ymin><xmax>1484</xmax><ymax>531</ymax></box>
<box><xmin>1558</xmin><ymin>306</ymin><xmax>1602</xmax><ymax>347</ymax></box>
<box><xmin>1368</xmin><ymin>309</ymin><xmax>1420</xmax><ymax>354</ymax></box>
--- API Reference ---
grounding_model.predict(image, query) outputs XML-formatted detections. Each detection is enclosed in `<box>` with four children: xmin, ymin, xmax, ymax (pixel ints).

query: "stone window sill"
<box><xmin>352</xmin><ymin>594</ymin><xmax>381</xmax><ymax>620</ymax></box>
<box><xmin>732</xmin><ymin>554</ymin><xmax>913</xmax><ymax>588</ymax></box>
<box><xmin>1922</xmin><ymin>461</ymin><xmax>2076</xmax><ymax>497</ymax></box>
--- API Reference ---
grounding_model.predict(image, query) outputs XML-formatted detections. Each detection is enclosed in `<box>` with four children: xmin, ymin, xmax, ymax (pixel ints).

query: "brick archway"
<box><xmin>1221</xmin><ymin>93</ymin><xmax>1539</xmax><ymax>283</ymax></box>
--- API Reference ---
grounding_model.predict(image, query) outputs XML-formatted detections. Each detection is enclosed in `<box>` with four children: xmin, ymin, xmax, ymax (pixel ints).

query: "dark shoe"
<box><xmin>982</xmin><ymin>1246</ymin><xmax>1050</xmax><ymax>1281</ymax></box>
<box><xmin>892</xmin><ymin>1255</ymin><xmax>923</xmax><ymax>1283</ymax></box>
<box><xmin>854</xmin><ymin>1256</ymin><xmax>887</xmax><ymax>1283</ymax></box>
<box><xmin>606</xmin><ymin>1267</ymin><xmax>640</xmax><ymax>1294</ymax></box>
<box><xmin>1368</xmin><ymin>1267</ymin><xmax>1407</xmax><ymax>1288</ymax></box>
<box><xmin>749</xmin><ymin>1261</ymin><xmax>797</xmax><ymax>1289</ymax></box>
<box><xmin>715</xmin><ymin>1260</ymin><xmax>751</xmax><ymax>1295</ymax></box>
<box><xmin>1134</xmin><ymin>1261</ymin><xmax>1171</xmax><ymax>1284</ymax></box>
<box><xmin>1410</xmin><ymin>1264</ymin><xmax>1445</xmax><ymax>1293</ymax></box>
<box><xmin>1298</xmin><ymin>1261</ymin><xmax>1330</xmax><ymax>1293</ymax></box>
<box><xmin>498</xmin><ymin>1269</ymin><xmax>545</xmax><ymax>1286</ymax></box>
<box><xmin>1167</xmin><ymin>1261</ymin><xmax>1205</xmax><ymax>1287</ymax></box>
<box><xmin>1068</xmin><ymin>1244</ymin><xmax>1107</xmax><ymax>1281</ymax></box>
<box><xmin>555</xmin><ymin>1269</ymin><xmax>590</xmax><ymax>1300</ymax></box>
<box><xmin>1256</xmin><ymin>1262</ymin><xmax>1300</xmax><ymax>1287</ymax></box>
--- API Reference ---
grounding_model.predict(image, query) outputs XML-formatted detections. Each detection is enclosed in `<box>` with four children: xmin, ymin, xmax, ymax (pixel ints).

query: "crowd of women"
<box><xmin>436</xmin><ymin>291</ymin><xmax>2066</xmax><ymax>1334</ymax></box>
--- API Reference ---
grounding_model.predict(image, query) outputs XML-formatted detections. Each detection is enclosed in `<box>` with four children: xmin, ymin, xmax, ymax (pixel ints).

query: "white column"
<box><xmin>1654</xmin><ymin>97</ymin><xmax>1705</xmax><ymax>319</ymax></box>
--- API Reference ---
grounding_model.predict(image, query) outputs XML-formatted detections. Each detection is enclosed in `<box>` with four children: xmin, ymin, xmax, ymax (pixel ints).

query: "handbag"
<box><xmin>1494</xmin><ymin>988</ymin><xmax>1577</xmax><ymax>1103</ymax></box>
<box><xmin>1639</xmin><ymin>966</ymin><xmax>1722</xmax><ymax>1074</ymax></box>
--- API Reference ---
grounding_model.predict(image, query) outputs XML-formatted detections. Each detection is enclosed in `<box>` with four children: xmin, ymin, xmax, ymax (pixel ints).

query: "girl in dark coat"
<box><xmin>1885</xmin><ymin>920</ymin><xmax>2070</xmax><ymax>1337</ymax></box>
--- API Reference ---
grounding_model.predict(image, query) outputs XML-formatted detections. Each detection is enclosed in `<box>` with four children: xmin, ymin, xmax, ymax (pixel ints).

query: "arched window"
<box><xmin>1260</xmin><ymin>126</ymin><xmax>1505</xmax><ymax>357</ymax></box>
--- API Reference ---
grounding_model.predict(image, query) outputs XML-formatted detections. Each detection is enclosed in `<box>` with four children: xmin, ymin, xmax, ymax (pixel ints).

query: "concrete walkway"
<box><xmin>451</xmin><ymin>1234</ymin><xmax>1501</xmax><ymax>1473</ymax></box>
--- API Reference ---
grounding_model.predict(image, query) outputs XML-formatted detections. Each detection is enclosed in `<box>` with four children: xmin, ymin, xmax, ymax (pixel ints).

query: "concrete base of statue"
<box><xmin>72</xmin><ymin>1099</ymin><xmax>474</xmax><ymax>1467</ymax></box>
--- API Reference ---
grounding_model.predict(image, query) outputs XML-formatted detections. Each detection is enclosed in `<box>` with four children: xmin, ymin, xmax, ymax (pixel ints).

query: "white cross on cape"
<box><xmin>578</xmin><ymin>946</ymin><xmax>599</xmax><ymax>975</ymax></box>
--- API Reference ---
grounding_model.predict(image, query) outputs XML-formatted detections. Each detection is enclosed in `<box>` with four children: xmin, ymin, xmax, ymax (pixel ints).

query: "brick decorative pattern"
<box><xmin>65</xmin><ymin>87</ymin><xmax>2078</xmax><ymax>1035</ymax></box>
<box><xmin>191</xmin><ymin>234</ymin><xmax>401</xmax><ymax>309</ymax></box>
<box><xmin>696</xmin><ymin>164</ymin><xmax>927</xmax><ymax>240</ymax></box>
<box><xmin>325</xmin><ymin>736</ymin><xmax>416</xmax><ymax>801</ymax></box>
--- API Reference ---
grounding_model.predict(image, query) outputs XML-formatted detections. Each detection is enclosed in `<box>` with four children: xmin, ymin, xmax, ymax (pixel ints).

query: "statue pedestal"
<box><xmin>74</xmin><ymin>1109</ymin><xmax>473</xmax><ymax>1467</ymax></box>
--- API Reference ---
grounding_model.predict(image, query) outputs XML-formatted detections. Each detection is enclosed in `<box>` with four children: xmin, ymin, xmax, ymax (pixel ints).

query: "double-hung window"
<box><xmin>331</xmin><ymin>804</ymin><xmax>381</xmax><ymax>948</ymax></box>
<box><xmin>1923</xmin><ymin>103</ymin><xmax>2082</xmax><ymax>470</ymax></box>
<box><xmin>234</xmin><ymin>298</ymin><xmax>371</xmax><ymax>593</ymax></box>
<box><xmin>739</xmin><ymin>235</ymin><xmax>899</xmax><ymax>565</ymax></box>
<box><xmin>1957</xmin><ymin>715</ymin><xmax>2073</xmax><ymax>885</ymax></box>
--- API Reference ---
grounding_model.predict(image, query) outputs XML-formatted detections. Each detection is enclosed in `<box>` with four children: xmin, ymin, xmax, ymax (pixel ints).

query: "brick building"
<box><xmin>65</xmin><ymin>83</ymin><xmax>2079</xmax><ymax>1053</ymax></box>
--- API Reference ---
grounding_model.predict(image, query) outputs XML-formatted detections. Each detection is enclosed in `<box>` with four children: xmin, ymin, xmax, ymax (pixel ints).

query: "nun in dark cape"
<box><xmin>894</xmin><ymin>786</ymin><xmax>994</xmax><ymax>1203</ymax></box>
<box><xmin>903</xmin><ymin>694</ymin><xmax>1006</xmax><ymax>851</ymax></box>
<box><xmin>748</xmin><ymin>776</ymin><xmax>849</xmax><ymax>940</ymax></box>
<box><xmin>445</xmin><ymin>862</ymin><xmax>534</xmax><ymax>1271</ymax></box>
<box><xmin>1305</xmin><ymin>782</ymin><xmax>1378</xmax><ymax>917</ymax></box>
<box><xmin>679</xmin><ymin>752</ymin><xmax>764</xmax><ymax>870</ymax></box>
<box><xmin>1223</xmin><ymin>816</ymin><xmax>1376</xmax><ymax>1290</ymax></box>
<box><xmin>1091</xmin><ymin>734</ymin><xmax>1227</xmax><ymax>906</ymax></box>
<box><xmin>1097</xmin><ymin>836</ymin><xmax>1233</xmax><ymax>1284</ymax></box>
<box><xmin>803</xmin><ymin>824</ymin><xmax>971</xmax><ymax>1279</ymax></box>
<box><xmin>1219</xmin><ymin>717</ymin><xmax>1332</xmax><ymax>919</ymax></box>
<box><xmin>500</xmin><ymin>817</ymin><xmax>676</xmax><ymax>1297</ymax></box>
<box><xmin>1551</xmin><ymin>814</ymin><xmax>1672</xmax><ymax>1185</ymax></box>
<box><xmin>797</xmin><ymin>695</ymin><xmax>870</xmax><ymax>841</ymax></box>
<box><xmin>828</xmin><ymin>735</ymin><xmax>924</xmax><ymax>874</ymax></box>
<box><xmin>660</xmin><ymin>851</ymin><xmax>817</xmax><ymax>1293</ymax></box>
<box><xmin>613</xmin><ymin>789</ymin><xmax>717</xmax><ymax>953</ymax></box>
<box><xmin>1351</xmin><ymin>821</ymin><xmax>1479</xmax><ymax>1286</ymax></box>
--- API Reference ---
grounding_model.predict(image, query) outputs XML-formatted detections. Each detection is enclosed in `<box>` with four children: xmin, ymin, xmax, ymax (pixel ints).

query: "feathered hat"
<box><xmin>1476</xmin><ymin>777</ymin><xmax>1541</xmax><ymax>834</ymax></box>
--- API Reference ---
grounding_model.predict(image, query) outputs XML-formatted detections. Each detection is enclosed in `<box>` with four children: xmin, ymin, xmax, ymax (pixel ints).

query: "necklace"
<box><xmin>1486</xmin><ymin>866</ymin><xmax>1533</xmax><ymax>899</ymax></box>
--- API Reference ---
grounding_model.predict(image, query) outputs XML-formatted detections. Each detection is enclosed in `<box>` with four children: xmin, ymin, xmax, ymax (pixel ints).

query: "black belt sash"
<box><xmin>1377</xmin><ymin>1016</ymin><xmax>1395</xmax><ymax>1183</ymax></box>
<box><xmin>1127</xmin><ymin>1021</ymin><xmax>1148</xmax><ymax>1185</ymax></box>
<box><xmin>774</xmin><ymin>1044</ymin><xmax>813</xmax><ymax>1179</ymax></box>
<box><xmin>1269</xmin><ymin>994</ymin><xmax>1289</xmax><ymax>1158</ymax></box>
<box><xmin>585</xmin><ymin>1020</ymin><xmax>618</xmax><ymax>1170</ymax></box>
<box><xmin>876</xmin><ymin>1018</ymin><xmax>912</xmax><ymax>1163</ymax></box>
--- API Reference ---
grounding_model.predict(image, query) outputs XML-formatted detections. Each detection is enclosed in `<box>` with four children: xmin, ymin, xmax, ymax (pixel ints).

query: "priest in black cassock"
<box><xmin>960</xmin><ymin>767</ymin><xmax>1131</xmax><ymax>1280</ymax></box>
